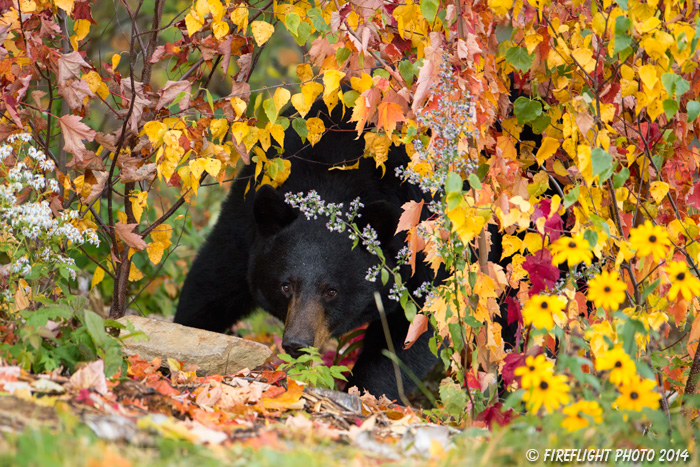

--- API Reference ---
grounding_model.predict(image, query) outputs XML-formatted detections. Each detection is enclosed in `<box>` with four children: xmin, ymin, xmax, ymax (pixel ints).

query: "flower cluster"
<box><xmin>514</xmin><ymin>355</ymin><xmax>570</xmax><ymax>413</ymax></box>
<box><xmin>1</xmin><ymin>134</ymin><xmax>100</xmax><ymax>305</ymax></box>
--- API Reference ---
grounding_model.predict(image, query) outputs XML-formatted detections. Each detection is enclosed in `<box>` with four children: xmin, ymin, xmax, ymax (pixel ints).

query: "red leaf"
<box><xmin>403</xmin><ymin>314</ymin><xmax>429</xmax><ymax>349</ymax></box>
<box><xmin>505</xmin><ymin>296</ymin><xmax>522</xmax><ymax>326</ymax></box>
<box><xmin>501</xmin><ymin>352</ymin><xmax>526</xmax><ymax>386</ymax></box>
<box><xmin>522</xmin><ymin>249</ymin><xmax>559</xmax><ymax>296</ymax></box>
<box><xmin>476</xmin><ymin>402</ymin><xmax>518</xmax><ymax>429</ymax></box>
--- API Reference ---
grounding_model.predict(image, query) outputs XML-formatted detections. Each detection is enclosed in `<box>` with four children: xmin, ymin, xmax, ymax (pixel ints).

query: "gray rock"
<box><xmin>116</xmin><ymin>316</ymin><xmax>272</xmax><ymax>375</ymax></box>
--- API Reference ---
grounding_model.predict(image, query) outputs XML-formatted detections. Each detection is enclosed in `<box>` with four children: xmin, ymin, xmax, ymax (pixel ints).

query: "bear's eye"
<box><xmin>281</xmin><ymin>283</ymin><xmax>291</xmax><ymax>295</ymax></box>
<box><xmin>324</xmin><ymin>288</ymin><xmax>338</xmax><ymax>299</ymax></box>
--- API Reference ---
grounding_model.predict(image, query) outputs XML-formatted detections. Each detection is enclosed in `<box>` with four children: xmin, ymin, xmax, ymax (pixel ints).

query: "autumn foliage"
<box><xmin>1</xmin><ymin>0</ymin><xmax>700</xmax><ymax>436</ymax></box>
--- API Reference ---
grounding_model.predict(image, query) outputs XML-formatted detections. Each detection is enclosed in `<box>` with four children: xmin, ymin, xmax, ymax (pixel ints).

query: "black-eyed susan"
<box><xmin>594</xmin><ymin>346</ymin><xmax>636</xmax><ymax>386</ymax></box>
<box><xmin>522</xmin><ymin>294</ymin><xmax>567</xmax><ymax>331</ymax></box>
<box><xmin>514</xmin><ymin>354</ymin><xmax>554</xmax><ymax>389</ymax></box>
<box><xmin>587</xmin><ymin>270</ymin><xmax>628</xmax><ymax>311</ymax></box>
<box><xmin>522</xmin><ymin>372</ymin><xmax>570</xmax><ymax>414</ymax></box>
<box><xmin>665</xmin><ymin>261</ymin><xmax>700</xmax><ymax>301</ymax></box>
<box><xmin>561</xmin><ymin>400</ymin><xmax>604</xmax><ymax>431</ymax></box>
<box><xmin>628</xmin><ymin>220</ymin><xmax>670</xmax><ymax>261</ymax></box>
<box><xmin>614</xmin><ymin>377</ymin><xmax>661</xmax><ymax>412</ymax></box>
<box><xmin>550</xmin><ymin>234</ymin><xmax>593</xmax><ymax>266</ymax></box>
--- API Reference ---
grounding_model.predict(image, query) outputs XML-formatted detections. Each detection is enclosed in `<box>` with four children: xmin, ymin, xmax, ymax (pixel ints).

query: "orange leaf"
<box><xmin>403</xmin><ymin>314</ymin><xmax>429</xmax><ymax>349</ymax></box>
<box><xmin>377</xmin><ymin>101</ymin><xmax>405</xmax><ymax>136</ymax></box>
<box><xmin>258</xmin><ymin>379</ymin><xmax>304</xmax><ymax>410</ymax></box>
<box><xmin>396</xmin><ymin>200</ymin><xmax>424</xmax><ymax>234</ymax></box>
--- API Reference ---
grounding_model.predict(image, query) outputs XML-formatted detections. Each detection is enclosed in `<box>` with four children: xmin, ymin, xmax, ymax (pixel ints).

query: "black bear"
<box><xmin>175</xmin><ymin>102</ymin><xmax>439</xmax><ymax>399</ymax></box>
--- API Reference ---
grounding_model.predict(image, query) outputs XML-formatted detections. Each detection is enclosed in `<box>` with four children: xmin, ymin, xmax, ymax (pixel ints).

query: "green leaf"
<box><xmin>336</xmin><ymin>47</ymin><xmax>351</xmax><ymax>66</ymax></box>
<box><xmin>343</xmin><ymin>90</ymin><xmax>360</xmax><ymax>107</ymax></box>
<box><xmin>420</xmin><ymin>0</ymin><xmax>439</xmax><ymax>23</ymax></box>
<box><xmin>467</xmin><ymin>173</ymin><xmax>481</xmax><ymax>190</ymax></box>
<box><xmin>373</xmin><ymin>68</ymin><xmax>390</xmax><ymax>79</ymax></box>
<box><xmin>83</xmin><ymin>311</ymin><xmax>109</xmax><ymax>349</ymax></box>
<box><xmin>404</xmin><ymin>302</ymin><xmax>417</xmax><ymax>321</ymax></box>
<box><xmin>446</xmin><ymin>192</ymin><xmax>462</xmax><ymax>210</ymax></box>
<box><xmin>583</xmin><ymin>229</ymin><xmax>598</xmax><ymax>249</ymax></box>
<box><xmin>505</xmin><ymin>46</ymin><xmax>534</xmax><ymax>73</ymax></box>
<box><xmin>292</xmin><ymin>118</ymin><xmax>308</xmax><ymax>139</ymax></box>
<box><xmin>641</xmin><ymin>278</ymin><xmax>661</xmax><ymax>303</ymax></box>
<box><xmin>448</xmin><ymin>323</ymin><xmax>464</xmax><ymax>353</ymax></box>
<box><xmin>663</xmin><ymin>99</ymin><xmax>679</xmax><ymax>119</ymax></box>
<box><xmin>513</xmin><ymin>96</ymin><xmax>542</xmax><ymax>125</ymax></box>
<box><xmin>381</xmin><ymin>268</ymin><xmax>389</xmax><ymax>286</ymax></box>
<box><xmin>205</xmin><ymin>89</ymin><xmax>214</xmax><ymax>112</ymax></box>
<box><xmin>445</xmin><ymin>171</ymin><xmax>463</xmax><ymax>193</ymax></box>
<box><xmin>613</xmin><ymin>166</ymin><xmax>630</xmax><ymax>189</ymax></box>
<box><xmin>613</xmin><ymin>16</ymin><xmax>632</xmax><ymax>56</ymax></box>
<box><xmin>292</xmin><ymin>22</ymin><xmax>312</xmax><ymax>46</ymax></box>
<box><xmin>398</xmin><ymin>60</ymin><xmax>415</xmax><ymax>86</ymax></box>
<box><xmin>614</xmin><ymin>0</ymin><xmax>628</xmax><ymax>9</ymax></box>
<box><xmin>661</xmin><ymin>73</ymin><xmax>690</xmax><ymax>99</ymax></box>
<box><xmin>285</xmin><ymin>12</ymin><xmax>300</xmax><ymax>35</ymax></box>
<box><xmin>687</xmin><ymin>100</ymin><xmax>700</xmax><ymax>122</ymax></box>
<box><xmin>591</xmin><ymin>147</ymin><xmax>613</xmax><ymax>182</ymax></box>
<box><xmin>563</xmin><ymin>184</ymin><xmax>580</xmax><ymax>209</ymax></box>
<box><xmin>530</xmin><ymin>114</ymin><xmax>551</xmax><ymax>134</ymax></box>
<box><xmin>262</xmin><ymin>98</ymin><xmax>277</xmax><ymax>123</ymax></box>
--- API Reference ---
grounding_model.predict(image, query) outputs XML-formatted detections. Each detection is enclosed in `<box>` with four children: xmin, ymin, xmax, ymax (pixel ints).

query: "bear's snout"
<box><xmin>282</xmin><ymin>336</ymin><xmax>312</xmax><ymax>358</ymax></box>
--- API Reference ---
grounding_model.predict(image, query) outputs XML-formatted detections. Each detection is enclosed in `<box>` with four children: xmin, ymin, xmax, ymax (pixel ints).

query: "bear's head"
<box><xmin>249</xmin><ymin>185</ymin><xmax>399</xmax><ymax>358</ymax></box>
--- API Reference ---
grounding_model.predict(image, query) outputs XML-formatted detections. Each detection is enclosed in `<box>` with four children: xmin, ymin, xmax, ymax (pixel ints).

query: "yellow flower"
<box><xmin>522</xmin><ymin>294</ymin><xmax>567</xmax><ymax>330</ymax></box>
<box><xmin>561</xmin><ymin>400</ymin><xmax>604</xmax><ymax>431</ymax></box>
<box><xmin>514</xmin><ymin>354</ymin><xmax>554</xmax><ymax>389</ymax></box>
<box><xmin>551</xmin><ymin>234</ymin><xmax>593</xmax><ymax>266</ymax></box>
<box><xmin>628</xmin><ymin>220</ymin><xmax>670</xmax><ymax>261</ymax></box>
<box><xmin>594</xmin><ymin>346</ymin><xmax>637</xmax><ymax>386</ymax></box>
<box><xmin>614</xmin><ymin>377</ymin><xmax>661</xmax><ymax>411</ymax></box>
<box><xmin>587</xmin><ymin>270</ymin><xmax>628</xmax><ymax>311</ymax></box>
<box><xmin>665</xmin><ymin>261</ymin><xmax>700</xmax><ymax>301</ymax></box>
<box><xmin>522</xmin><ymin>372</ymin><xmax>570</xmax><ymax>414</ymax></box>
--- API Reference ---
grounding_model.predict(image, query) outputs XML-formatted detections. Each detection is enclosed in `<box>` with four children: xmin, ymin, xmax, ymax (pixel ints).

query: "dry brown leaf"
<box><xmin>69</xmin><ymin>359</ymin><xmax>109</xmax><ymax>395</ymax></box>
<box><xmin>57</xmin><ymin>51</ymin><xmax>90</xmax><ymax>84</ymax></box>
<box><xmin>155</xmin><ymin>80</ymin><xmax>191</xmax><ymax>111</ymax></box>
<box><xmin>115</xmin><ymin>222</ymin><xmax>147</xmax><ymax>250</ymax></box>
<box><xmin>121</xmin><ymin>162</ymin><xmax>156</xmax><ymax>183</ymax></box>
<box><xmin>403</xmin><ymin>314</ymin><xmax>429</xmax><ymax>350</ymax></box>
<box><xmin>58</xmin><ymin>114</ymin><xmax>96</xmax><ymax>164</ymax></box>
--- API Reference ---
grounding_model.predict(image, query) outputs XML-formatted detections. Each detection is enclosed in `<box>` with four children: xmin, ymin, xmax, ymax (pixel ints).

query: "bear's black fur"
<box><xmin>175</xmin><ymin>102</ymin><xmax>439</xmax><ymax>400</ymax></box>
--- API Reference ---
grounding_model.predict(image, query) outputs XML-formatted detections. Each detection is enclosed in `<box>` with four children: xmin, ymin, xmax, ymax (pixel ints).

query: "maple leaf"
<box><xmin>58</xmin><ymin>114</ymin><xmax>96</xmax><ymax>164</ymax></box>
<box><xmin>377</xmin><ymin>101</ymin><xmax>405</xmax><ymax>136</ymax></box>
<box><xmin>115</xmin><ymin>222</ymin><xmax>147</xmax><ymax>250</ymax></box>
<box><xmin>258</xmin><ymin>379</ymin><xmax>305</xmax><ymax>410</ymax></box>
<box><xmin>395</xmin><ymin>200</ymin><xmax>424</xmax><ymax>234</ymax></box>
<box><xmin>155</xmin><ymin>80</ymin><xmax>192</xmax><ymax>111</ymax></box>
<box><xmin>57</xmin><ymin>51</ymin><xmax>90</xmax><ymax>84</ymax></box>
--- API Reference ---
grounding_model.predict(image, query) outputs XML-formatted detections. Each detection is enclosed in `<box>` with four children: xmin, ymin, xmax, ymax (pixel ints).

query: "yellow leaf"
<box><xmin>151</xmin><ymin>226</ymin><xmax>173</xmax><ymax>248</ymax></box>
<box><xmin>273</xmin><ymin>88</ymin><xmax>291</xmax><ymax>113</ymax></box>
<box><xmin>212</xmin><ymin>20</ymin><xmax>230</xmax><ymax>39</ymax></box>
<box><xmin>185</xmin><ymin>11</ymin><xmax>205</xmax><ymax>37</ymax></box>
<box><xmin>251</xmin><ymin>21</ymin><xmax>275</xmax><ymax>46</ymax></box>
<box><xmin>322</xmin><ymin>70</ymin><xmax>346</xmax><ymax>98</ymax></box>
<box><xmin>350</xmin><ymin>73</ymin><xmax>373</xmax><ymax>94</ymax></box>
<box><xmin>522</xmin><ymin>232</ymin><xmax>544</xmax><ymax>253</ymax></box>
<box><xmin>231</xmin><ymin>121</ymin><xmax>250</xmax><ymax>144</ymax></box>
<box><xmin>230</xmin><ymin>97</ymin><xmax>247</xmax><ymax>118</ymax></box>
<box><xmin>144</xmin><ymin>121</ymin><xmax>167</xmax><ymax>146</ymax></box>
<box><xmin>535</xmin><ymin>136</ymin><xmax>560</xmax><ymax>165</ymax></box>
<box><xmin>209</xmin><ymin>118</ymin><xmax>229</xmax><ymax>142</ymax></box>
<box><xmin>195</xmin><ymin>0</ymin><xmax>210</xmax><ymax>17</ymax></box>
<box><xmin>258</xmin><ymin>127</ymin><xmax>271</xmax><ymax>151</ymax></box>
<box><xmin>638</xmin><ymin>65</ymin><xmax>658</xmax><ymax>90</ymax></box>
<box><xmin>72</xmin><ymin>19</ymin><xmax>90</xmax><ymax>45</ymax></box>
<box><xmin>571</xmin><ymin>48</ymin><xmax>594</xmax><ymax>73</ymax></box>
<box><xmin>230</xmin><ymin>6</ymin><xmax>249</xmax><ymax>32</ymax></box>
<box><xmin>523</xmin><ymin>33</ymin><xmax>543</xmax><ymax>54</ymax></box>
<box><xmin>55</xmin><ymin>0</ymin><xmax>75</xmax><ymax>15</ymax></box>
<box><xmin>91</xmin><ymin>267</ymin><xmax>105</xmax><ymax>290</ymax></box>
<box><xmin>291</xmin><ymin>93</ymin><xmax>310</xmax><ymax>117</ymax></box>
<box><xmin>131</xmin><ymin>191</ymin><xmax>148</xmax><ymax>223</ymax></box>
<box><xmin>111</xmin><ymin>54</ymin><xmax>121</xmax><ymax>70</ymax></box>
<box><xmin>129</xmin><ymin>262</ymin><xmax>144</xmax><ymax>282</ymax></box>
<box><xmin>329</xmin><ymin>160</ymin><xmax>360</xmax><ymax>171</ymax></box>
<box><xmin>270</xmin><ymin>124</ymin><xmax>285</xmax><ymax>147</ymax></box>
<box><xmin>147</xmin><ymin>242</ymin><xmax>165</xmax><ymax>265</ymax></box>
<box><xmin>649</xmin><ymin>181</ymin><xmax>669</xmax><ymax>204</ymax></box>
<box><xmin>553</xmin><ymin>159</ymin><xmax>569</xmax><ymax>177</ymax></box>
<box><xmin>296</xmin><ymin>64</ymin><xmax>313</xmax><ymax>82</ymax></box>
<box><xmin>501</xmin><ymin>235</ymin><xmax>523</xmax><ymax>258</ymax></box>
<box><xmin>487</xmin><ymin>0</ymin><xmax>513</xmax><ymax>16</ymax></box>
<box><xmin>207</xmin><ymin>0</ymin><xmax>225</xmax><ymax>21</ymax></box>
<box><xmin>82</xmin><ymin>71</ymin><xmax>109</xmax><ymax>100</ymax></box>
<box><xmin>306</xmin><ymin>117</ymin><xmax>325</xmax><ymax>146</ymax></box>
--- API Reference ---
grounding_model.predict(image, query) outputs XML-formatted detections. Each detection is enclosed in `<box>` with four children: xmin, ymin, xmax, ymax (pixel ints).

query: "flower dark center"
<box><xmin>539</xmin><ymin>381</ymin><xmax>549</xmax><ymax>390</ymax></box>
<box><xmin>614</xmin><ymin>360</ymin><xmax>622</xmax><ymax>368</ymax></box>
<box><xmin>540</xmin><ymin>301</ymin><xmax>549</xmax><ymax>309</ymax></box>
<box><xmin>630</xmin><ymin>391</ymin><xmax>639</xmax><ymax>400</ymax></box>
<box><xmin>649</xmin><ymin>235</ymin><xmax>657</xmax><ymax>243</ymax></box>
<box><xmin>577</xmin><ymin>411</ymin><xmax>585</xmax><ymax>419</ymax></box>
<box><xmin>529</xmin><ymin>366</ymin><xmax>535</xmax><ymax>371</ymax></box>
<box><xmin>677</xmin><ymin>272</ymin><xmax>686</xmax><ymax>281</ymax></box>
<box><xmin>604</xmin><ymin>286</ymin><xmax>611</xmax><ymax>293</ymax></box>
<box><xmin>568</xmin><ymin>241</ymin><xmax>577</xmax><ymax>248</ymax></box>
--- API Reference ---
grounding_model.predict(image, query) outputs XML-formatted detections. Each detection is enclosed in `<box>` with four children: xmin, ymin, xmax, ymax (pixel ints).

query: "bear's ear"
<box><xmin>253</xmin><ymin>185</ymin><xmax>298</xmax><ymax>236</ymax></box>
<box><xmin>356</xmin><ymin>201</ymin><xmax>401</xmax><ymax>247</ymax></box>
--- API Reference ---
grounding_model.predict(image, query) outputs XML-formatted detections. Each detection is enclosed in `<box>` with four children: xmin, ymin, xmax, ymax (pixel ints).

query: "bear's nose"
<box><xmin>282</xmin><ymin>337</ymin><xmax>312</xmax><ymax>359</ymax></box>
